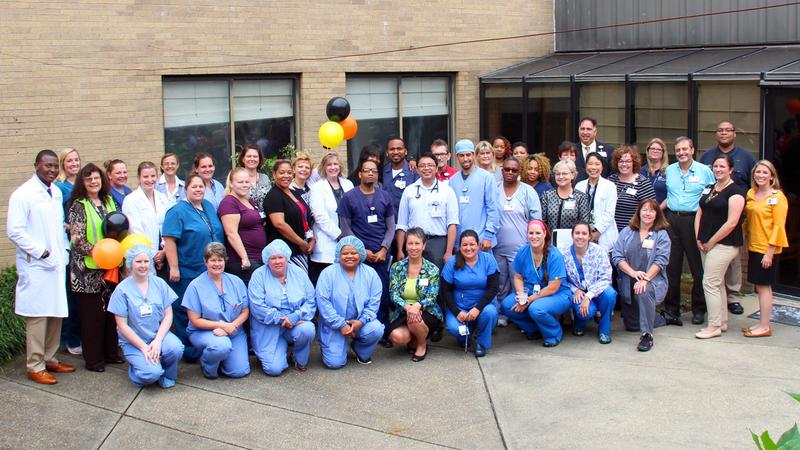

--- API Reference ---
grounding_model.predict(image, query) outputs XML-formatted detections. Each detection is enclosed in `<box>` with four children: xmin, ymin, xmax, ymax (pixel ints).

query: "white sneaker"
<box><xmin>67</xmin><ymin>345</ymin><xmax>82</xmax><ymax>355</ymax></box>
<box><xmin>497</xmin><ymin>315</ymin><xmax>509</xmax><ymax>327</ymax></box>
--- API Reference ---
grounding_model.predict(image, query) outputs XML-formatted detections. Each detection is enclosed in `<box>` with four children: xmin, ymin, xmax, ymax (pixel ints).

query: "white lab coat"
<box><xmin>122</xmin><ymin>187</ymin><xmax>169</xmax><ymax>253</ymax></box>
<box><xmin>575</xmin><ymin>177</ymin><xmax>619</xmax><ymax>252</ymax></box>
<box><xmin>7</xmin><ymin>175</ymin><xmax>68</xmax><ymax>317</ymax></box>
<box><xmin>309</xmin><ymin>177</ymin><xmax>353</xmax><ymax>264</ymax></box>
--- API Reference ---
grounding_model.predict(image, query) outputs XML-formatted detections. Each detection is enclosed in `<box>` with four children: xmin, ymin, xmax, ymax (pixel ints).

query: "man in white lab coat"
<box><xmin>7</xmin><ymin>149</ymin><xmax>75</xmax><ymax>384</ymax></box>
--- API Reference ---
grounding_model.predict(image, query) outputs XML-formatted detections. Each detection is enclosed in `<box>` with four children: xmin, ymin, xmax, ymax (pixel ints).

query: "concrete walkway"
<box><xmin>1</xmin><ymin>293</ymin><xmax>798</xmax><ymax>449</ymax></box>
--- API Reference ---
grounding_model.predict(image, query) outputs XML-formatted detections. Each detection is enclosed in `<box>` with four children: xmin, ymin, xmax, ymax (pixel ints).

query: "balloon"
<box><xmin>326</xmin><ymin>97</ymin><xmax>351</xmax><ymax>122</ymax></box>
<box><xmin>92</xmin><ymin>238</ymin><xmax>124</xmax><ymax>270</ymax></box>
<box><xmin>319</xmin><ymin>121</ymin><xmax>344</xmax><ymax>148</ymax></box>
<box><xmin>340</xmin><ymin>116</ymin><xmax>358</xmax><ymax>140</ymax></box>
<box><xmin>788</xmin><ymin>98</ymin><xmax>800</xmax><ymax>116</ymax></box>
<box><xmin>120</xmin><ymin>233</ymin><xmax>152</xmax><ymax>254</ymax></box>
<box><xmin>102</xmin><ymin>211</ymin><xmax>130</xmax><ymax>240</ymax></box>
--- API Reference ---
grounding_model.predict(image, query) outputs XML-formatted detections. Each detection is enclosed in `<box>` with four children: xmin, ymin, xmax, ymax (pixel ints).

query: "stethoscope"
<box><xmin>415</xmin><ymin>180</ymin><xmax>440</xmax><ymax>199</ymax></box>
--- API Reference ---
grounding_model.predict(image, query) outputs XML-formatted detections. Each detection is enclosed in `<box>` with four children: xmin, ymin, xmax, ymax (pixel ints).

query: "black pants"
<box><xmin>308</xmin><ymin>261</ymin><xmax>330</xmax><ymax>287</ymax></box>
<box><xmin>75</xmin><ymin>291</ymin><xmax>120</xmax><ymax>370</ymax></box>
<box><xmin>664</xmin><ymin>211</ymin><xmax>706</xmax><ymax>315</ymax></box>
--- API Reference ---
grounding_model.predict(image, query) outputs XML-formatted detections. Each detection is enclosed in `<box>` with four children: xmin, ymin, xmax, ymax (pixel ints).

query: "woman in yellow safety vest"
<box><xmin>67</xmin><ymin>163</ymin><xmax>123</xmax><ymax>372</ymax></box>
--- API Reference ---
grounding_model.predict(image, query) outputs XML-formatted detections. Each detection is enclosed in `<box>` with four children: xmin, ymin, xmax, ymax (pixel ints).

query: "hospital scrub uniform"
<box><xmin>441</xmin><ymin>251</ymin><xmax>500</xmax><ymax>349</ymax></box>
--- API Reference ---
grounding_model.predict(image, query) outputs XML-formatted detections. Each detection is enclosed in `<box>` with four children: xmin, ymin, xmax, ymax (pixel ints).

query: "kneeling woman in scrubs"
<box><xmin>109</xmin><ymin>245</ymin><xmax>185</xmax><ymax>388</ymax></box>
<box><xmin>248</xmin><ymin>240</ymin><xmax>316</xmax><ymax>375</ymax></box>
<box><xmin>501</xmin><ymin>220</ymin><xmax>572</xmax><ymax>347</ymax></box>
<box><xmin>182</xmin><ymin>243</ymin><xmax>250</xmax><ymax>379</ymax></box>
<box><xmin>316</xmin><ymin>236</ymin><xmax>385</xmax><ymax>368</ymax></box>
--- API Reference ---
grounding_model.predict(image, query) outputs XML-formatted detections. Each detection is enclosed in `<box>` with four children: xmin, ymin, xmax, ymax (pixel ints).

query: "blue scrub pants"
<box><xmin>120</xmin><ymin>332</ymin><xmax>184</xmax><ymax>386</ymax></box>
<box><xmin>189</xmin><ymin>330</ymin><xmax>250</xmax><ymax>378</ymax></box>
<box><xmin>571</xmin><ymin>287</ymin><xmax>617</xmax><ymax>336</ymax></box>
<box><xmin>501</xmin><ymin>292</ymin><xmax>570</xmax><ymax>344</ymax></box>
<box><xmin>168</xmin><ymin>277</ymin><xmax>202</xmax><ymax>361</ymax></box>
<box><xmin>365</xmin><ymin>258</ymin><xmax>391</xmax><ymax>339</ymax></box>
<box><xmin>445</xmin><ymin>303</ymin><xmax>498</xmax><ymax>349</ymax></box>
<box><xmin>258</xmin><ymin>322</ymin><xmax>316</xmax><ymax>376</ymax></box>
<box><xmin>322</xmin><ymin>320</ymin><xmax>384</xmax><ymax>369</ymax></box>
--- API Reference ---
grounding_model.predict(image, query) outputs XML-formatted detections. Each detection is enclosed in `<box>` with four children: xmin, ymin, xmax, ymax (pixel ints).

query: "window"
<box><xmin>527</xmin><ymin>84</ymin><xmax>571</xmax><ymax>158</ymax></box>
<box><xmin>697</xmin><ymin>81</ymin><xmax>760</xmax><ymax>157</ymax></box>
<box><xmin>163</xmin><ymin>77</ymin><xmax>296</xmax><ymax>182</ymax></box>
<box><xmin>484</xmin><ymin>84</ymin><xmax>523</xmax><ymax>144</ymax></box>
<box><xmin>633</xmin><ymin>82</ymin><xmax>688</xmax><ymax>151</ymax></box>
<box><xmin>346</xmin><ymin>75</ymin><xmax>452</xmax><ymax>172</ymax></box>
<box><xmin>579</xmin><ymin>82</ymin><xmax>624</xmax><ymax>148</ymax></box>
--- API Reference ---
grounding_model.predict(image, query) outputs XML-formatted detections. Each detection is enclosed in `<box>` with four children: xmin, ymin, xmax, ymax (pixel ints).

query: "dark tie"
<box><xmin>46</xmin><ymin>187</ymin><xmax>52</xmax><ymax>198</ymax></box>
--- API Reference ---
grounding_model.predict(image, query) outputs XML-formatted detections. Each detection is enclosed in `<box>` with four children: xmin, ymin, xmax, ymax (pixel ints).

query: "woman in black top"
<box><xmin>540</xmin><ymin>159</ymin><xmax>591</xmax><ymax>249</ymax></box>
<box><xmin>694</xmin><ymin>154</ymin><xmax>746</xmax><ymax>339</ymax></box>
<box><xmin>264</xmin><ymin>160</ymin><xmax>316</xmax><ymax>272</ymax></box>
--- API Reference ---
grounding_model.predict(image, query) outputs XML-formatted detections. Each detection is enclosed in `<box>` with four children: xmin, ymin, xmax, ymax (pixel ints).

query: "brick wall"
<box><xmin>0</xmin><ymin>0</ymin><xmax>554</xmax><ymax>264</ymax></box>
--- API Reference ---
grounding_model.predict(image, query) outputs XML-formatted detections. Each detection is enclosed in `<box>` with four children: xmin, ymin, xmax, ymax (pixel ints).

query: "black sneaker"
<box><xmin>661</xmin><ymin>311</ymin><xmax>683</xmax><ymax>326</ymax></box>
<box><xmin>691</xmin><ymin>312</ymin><xmax>705</xmax><ymax>325</ymax></box>
<box><xmin>728</xmin><ymin>302</ymin><xmax>744</xmax><ymax>315</ymax></box>
<box><xmin>637</xmin><ymin>333</ymin><xmax>653</xmax><ymax>352</ymax></box>
<box><xmin>350</xmin><ymin>342</ymin><xmax>372</xmax><ymax>365</ymax></box>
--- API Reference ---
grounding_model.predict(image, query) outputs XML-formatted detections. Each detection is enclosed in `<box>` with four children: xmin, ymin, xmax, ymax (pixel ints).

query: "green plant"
<box><xmin>751</xmin><ymin>392</ymin><xmax>800</xmax><ymax>449</ymax></box>
<box><xmin>261</xmin><ymin>144</ymin><xmax>297</xmax><ymax>182</ymax></box>
<box><xmin>0</xmin><ymin>266</ymin><xmax>25</xmax><ymax>365</ymax></box>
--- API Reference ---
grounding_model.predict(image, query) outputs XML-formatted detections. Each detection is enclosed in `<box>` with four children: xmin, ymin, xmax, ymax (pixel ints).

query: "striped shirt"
<box><xmin>608</xmin><ymin>173</ymin><xmax>656</xmax><ymax>231</ymax></box>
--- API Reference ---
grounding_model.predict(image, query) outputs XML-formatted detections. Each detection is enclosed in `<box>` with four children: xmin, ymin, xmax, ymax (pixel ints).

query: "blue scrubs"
<box><xmin>316</xmin><ymin>264</ymin><xmax>385</xmax><ymax>369</ymax></box>
<box><xmin>248</xmin><ymin>264</ymin><xmax>316</xmax><ymax>375</ymax></box>
<box><xmin>501</xmin><ymin>245</ymin><xmax>571</xmax><ymax>344</ymax></box>
<box><xmin>162</xmin><ymin>199</ymin><xmax>224</xmax><ymax>361</ymax></box>
<box><xmin>204</xmin><ymin>179</ymin><xmax>225</xmax><ymax>208</ymax></box>
<box><xmin>441</xmin><ymin>252</ymin><xmax>499</xmax><ymax>349</ymax></box>
<box><xmin>55</xmin><ymin>179</ymin><xmax>81</xmax><ymax>349</ymax></box>
<box><xmin>182</xmin><ymin>272</ymin><xmax>251</xmax><ymax>378</ymax></box>
<box><xmin>111</xmin><ymin>185</ymin><xmax>133</xmax><ymax>208</ymax></box>
<box><xmin>447</xmin><ymin>168</ymin><xmax>500</xmax><ymax>247</ymax></box>
<box><xmin>108</xmin><ymin>275</ymin><xmax>185</xmax><ymax>387</ymax></box>
<box><xmin>382</xmin><ymin>162</ymin><xmax>418</xmax><ymax>218</ymax></box>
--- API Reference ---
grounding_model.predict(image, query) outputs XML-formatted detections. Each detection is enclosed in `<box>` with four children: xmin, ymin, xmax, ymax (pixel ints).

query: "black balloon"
<box><xmin>326</xmin><ymin>97</ymin><xmax>351</xmax><ymax>122</ymax></box>
<box><xmin>102</xmin><ymin>211</ymin><xmax>130</xmax><ymax>240</ymax></box>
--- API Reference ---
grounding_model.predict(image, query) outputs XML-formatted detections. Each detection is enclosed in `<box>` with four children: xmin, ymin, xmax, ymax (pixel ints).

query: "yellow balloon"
<box><xmin>319</xmin><ymin>121</ymin><xmax>344</xmax><ymax>148</ymax></box>
<box><xmin>120</xmin><ymin>233</ymin><xmax>152</xmax><ymax>254</ymax></box>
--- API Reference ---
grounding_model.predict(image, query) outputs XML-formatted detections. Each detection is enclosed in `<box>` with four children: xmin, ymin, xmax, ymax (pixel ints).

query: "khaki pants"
<box><xmin>701</xmin><ymin>244</ymin><xmax>740</xmax><ymax>327</ymax></box>
<box><xmin>25</xmin><ymin>316</ymin><xmax>63</xmax><ymax>372</ymax></box>
<box><xmin>725</xmin><ymin>248</ymin><xmax>743</xmax><ymax>295</ymax></box>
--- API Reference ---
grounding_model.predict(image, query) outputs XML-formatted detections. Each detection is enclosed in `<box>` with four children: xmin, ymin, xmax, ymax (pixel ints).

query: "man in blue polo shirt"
<box><xmin>448</xmin><ymin>139</ymin><xmax>500</xmax><ymax>252</ymax></box>
<box><xmin>382</xmin><ymin>138</ymin><xmax>418</xmax><ymax>219</ymax></box>
<box><xmin>699</xmin><ymin>120</ymin><xmax>756</xmax><ymax>315</ymax></box>
<box><xmin>340</xmin><ymin>158</ymin><xmax>396</xmax><ymax>346</ymax></box>
<box><xmin>662</xmin><ymin>137</ymin><xmax>715</xmax><ymax>326</ymax></box>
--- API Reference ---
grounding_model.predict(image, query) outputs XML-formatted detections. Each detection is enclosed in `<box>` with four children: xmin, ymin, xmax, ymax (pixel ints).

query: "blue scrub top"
<box><xmin>441</xmin><ymin>251</ymin><xmax>499</xmax><ymax>310</ymax></box>
<box><xmin>55</xmin><ymin>179</ymin><xmax>74</xmax><ymax>221</ymax></box>
<box><xmin>640</xmin><ymin>165</ymin><xmax>667</xmax><ymax>205</ymax></box>
<box><xmin>382</xmin><ymin>162</ymin><xmax>418</xmax><ymax>217</ymax></box>
<box><xmin>248</xmin><ymin>263</ymin><xmax>316</xmax><ymax>326</ymax></box>
<box><xmin>108</xmin><ymin>275</ymin><xmax>177</xmax><ymax>345</ymax></box>
<box><xmin>512</xmin><ymin>244</ymin><xmax>570</xmax><ymax>296</ymax></box>
<box><xmin>204</xmin><ymin>179</ymin><xmax>226</xmax><ymax>209</ymax></box>
<box><xmin>337</xmin><ymin>188</ymin><xmax>394</xmax><ymax>252</ymax></box>
<box><xmin>111</xmin><ymin>185</ymin><xmax>133</xmax><ymax>208</ymax></box>
<box><xmin>447</xmin><ymin>168</ymin><xmax>500</xmax><ymax>246</ymax></box>
<box><xmin>162</xmin><ymin>199</ymin><xmax>225</xmax><ymax>278</ymax></box>
<box><xmin>182</xmin><ymin>272</ymin><xmax>249</xmax><ymax>335</ymax></box>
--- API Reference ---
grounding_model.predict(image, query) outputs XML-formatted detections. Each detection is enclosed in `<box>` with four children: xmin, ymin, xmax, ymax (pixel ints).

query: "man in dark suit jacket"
<box><xmin>576</xmin><ymin>117</ymin><xmax>613</xmax><ymax>178</ymax></box>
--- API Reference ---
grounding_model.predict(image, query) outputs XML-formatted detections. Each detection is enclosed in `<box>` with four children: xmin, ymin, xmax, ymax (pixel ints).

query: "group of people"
<box><xmin>8</xmin><ymin>117</ymin><xmax>787</xmax><ymax>388</ymax></box>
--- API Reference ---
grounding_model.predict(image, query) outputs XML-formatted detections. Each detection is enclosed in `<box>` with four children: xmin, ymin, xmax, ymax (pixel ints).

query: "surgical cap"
<box><xmin>262</xmin><ymin>239</ymin><xmax>292</xmax><ymax>262</ymax></box>
<box><xmin>125</xmin><ymin>244</ymin><xmax>155</xmax><ymax>269</ymax></box>
<box><xmin>335</xmin><ymin>236</ymin><xmax>366</xmax><ymax>263</ymax></box>
<box><xmin>454</xmin><ymin>139</ymin><xmax>476</xmax><ymax>154</ymax></box>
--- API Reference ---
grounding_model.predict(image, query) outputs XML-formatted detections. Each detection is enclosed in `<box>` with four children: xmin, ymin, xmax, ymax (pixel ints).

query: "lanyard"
<box><xmin>188</xmin><ymin>200</ymin><xmax>214</xmax><ymax>240</ymax></box>
<box><xmin>570</xmin><ymin>245</ymin><xmax>586</xmax><ymax>286</ymax></box>
<box><xmin>528</xmin><ymin>247</ymin><xmax>543</xmax><ymax>285</ymax></box>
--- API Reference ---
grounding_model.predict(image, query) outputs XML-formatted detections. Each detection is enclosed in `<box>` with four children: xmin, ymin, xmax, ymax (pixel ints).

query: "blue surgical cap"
<box><xmin>262</xmin><ymin>239</ymin><xmax>292</xmax><ymax>262</ymax></box>
<box><xmin>335</xmin><ymin>236</ymin><xmax>366</xmax><ymax>263</ymax></box>
<box><xmin>454</xmin><ymin>139</ymin><xmax>476</xmax><ymax>154</ymax></box>
<box><xmin>125</xmin><ymin>244</ymin><xmax>154</xmax><ymax>269</ymax></box>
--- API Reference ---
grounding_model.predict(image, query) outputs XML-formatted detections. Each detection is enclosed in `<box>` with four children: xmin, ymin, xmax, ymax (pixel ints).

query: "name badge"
<box><xmin>430</xmin><ymin>207</ymin><xmax>442</xmax><ymax>218</ymax></box>
<box><xmin>625</xmin><ymin>187</ymin><xmax>637</xmax><ymax>196</ymax></box>
<box><xmin>533</xmin><ymin>284</ymin><xmax>541</xmax><ymax>294</ymax></box>
<box><xmin>563</xmin><ymin>200</ymin><xmax>576</xmax><ymax>210</ymax></box>
<box><xmin>367</xmin><ymin>214</ymin><xmax>378</xmax><ymax>223</ymax></box>
<box><xmin>597</xmin><ymin>150</ymin><xmax>607</xmax><ymax>157</ymax></box>
<box><xmin>688</xmin><ymin>175</ymin><xmax>700</xmax><ymax>183</ymax></box>
<box><xmin>503</xmin><ymin>203</ymin><xmax>514</xmax><ymax>211</ymax></box>
<box><xmin>460</xmin><ymin>195</ymin><xmax>470</xmax><ymax>204</ymax></box>
<box><xmin>394</xmin><ymin>180</ymin><xmax>406</xmax><ymax>189</ymax></box>
<box><xmin>767</xmin><ymin>197</ymin><xmax>778</xmax><ymax>205</ymax></box>
<box><xmin>702</xmin><ymin>188</ymin><xmax>711</xmax><ymax>195</ymax></box>
<box><xmin>139</xmin><ymin>303</ymin><xmax>153</xmax><ymax>317</ymax></box>
<box><xmin>419</xmin><ymin>278</ymin><xmax>429</xmax><ymax>287</ymax></box>
<box><xmin>259</xmin><ymin>211</ymin><xmax>266</xmax><ymax>219</ymax></box>
<box><xmin>305</xmin><ymin>229</ymin><xmax>314</xmax><ymax>240</ymax></box>
<box><xmin>642</xmin><ymin>239</ymin><xmax>654</xmax><ymax>249</ymax></box>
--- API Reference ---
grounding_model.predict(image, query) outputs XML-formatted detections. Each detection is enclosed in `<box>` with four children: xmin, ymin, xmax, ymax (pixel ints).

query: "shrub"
<box><xmin>0</xmin><ymin>266</ymin><xmax>24</xmax><ymax>365</ymax></box>
<box><xmin>751</xmin><ymin>392</ymin><xmax>800</xmax><ymax>449</ymax></box>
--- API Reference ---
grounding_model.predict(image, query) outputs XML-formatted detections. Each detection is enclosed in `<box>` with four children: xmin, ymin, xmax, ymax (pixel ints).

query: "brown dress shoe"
<box><xmin>27</xmin><ymin>370</ymin><xmax>57</xmax><ymax>385</ymax></box>
<box><xmin>45</xmin><ymin>362</ymin><xmax>76</xmax><ymax>373</ymax></box>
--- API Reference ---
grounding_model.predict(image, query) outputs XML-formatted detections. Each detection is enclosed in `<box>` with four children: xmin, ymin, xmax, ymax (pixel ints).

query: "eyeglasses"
<box><xmin>432</xmin><ymin>153</ymin><xmax>448</xmax><ymax>158</ymax></box>
<box><xmin>648</xmin><ymin>147</ymin><xmax>663</xmax><ymax>152</ymax></box>
<box><xmin>502</xmin><ymin>168</ymin><xmax>519</xmax><ymax>173</ymax></box>
<box><xmin>618</xmin><ymin>159</ymin><xmax>633</xmax><ymax>165</ymax></box>
<box><xmin>417</xmin><ymin>163</ymin><xmax>436</xmax><ymax>169</ymax></box>
<box><xmin>360</xmin><ymin>168</ymin><xmax>379</xmax><ymax>174</ymax></box>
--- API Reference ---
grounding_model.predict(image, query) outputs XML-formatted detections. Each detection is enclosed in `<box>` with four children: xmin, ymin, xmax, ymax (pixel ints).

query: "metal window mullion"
<box><xmin>521</xmin><ymin>78</ymin><xmax>529</xmax><ymax>144</ymax></box>
<box><xmin>397</xmin><ymin>77</ymin><xmax>403</xmax><ymax>140</ymax></box>
<box><xmin>228</xmin><ymin>79</ymin><xmax>236</xmax><ymax>157</ymax></box>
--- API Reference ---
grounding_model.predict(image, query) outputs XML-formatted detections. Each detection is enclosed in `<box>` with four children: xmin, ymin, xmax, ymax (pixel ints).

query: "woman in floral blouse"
<box><xmin>387</xmin><ymin>227</ymin><xmax>442</xmax><ymax>362</ymax></box>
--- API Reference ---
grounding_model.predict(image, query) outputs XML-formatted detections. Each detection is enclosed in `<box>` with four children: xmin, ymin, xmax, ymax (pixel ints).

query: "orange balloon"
<box><xmin>340</xmin><ymin>116</ymin><xmax>358</xmax><ymax>140</ymax></box>
<box><xmin>92</xmin><ymin>238</ymin><xmax>124</xmax><ymax>270</ymax></box>
<box><xmin>787</xmin><ymin>98</ymin><xmax>800</xmax><ymax>116</ymax></box>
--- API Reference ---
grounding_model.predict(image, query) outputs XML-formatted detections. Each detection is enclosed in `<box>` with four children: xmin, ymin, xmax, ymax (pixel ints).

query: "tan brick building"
<box><xmin>0</xmin><ymin>1</ymin><xmax>554</xmax><ymax>264</ymax></box>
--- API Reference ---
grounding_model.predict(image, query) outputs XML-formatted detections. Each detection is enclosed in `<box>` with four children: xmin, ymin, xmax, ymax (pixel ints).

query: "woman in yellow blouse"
<box><xmin>743</xmin><ymin>160</ymin><xmax>788</xmax><ymax>337</ymax></box>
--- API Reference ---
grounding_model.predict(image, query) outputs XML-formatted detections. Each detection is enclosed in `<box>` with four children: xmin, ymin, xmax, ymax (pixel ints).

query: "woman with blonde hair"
<box><xmin>522</xmin><ymin>153</ymin><xmax>553</xmax><ymax>197</ymax></box>
<box><xmin>55</xmin><ymin>147</ymin><xmax>82</xmax><ymax>355</ymax></box>
<box><xmin>290</xmin><ymin>151</ymin><xmax>315</xmax><ymax>204</ymax></box>
<box><xmin>742</xmin><ymin>160</ymin><xmax>788</xmax><ymax>337</ymax></box>
<box><xmin>476</xmin><ymin>140</ymin><xmax>502</xmax><ymax>181</ymax></box>
<box><xmin>218</xmin><ymin>167</ymin><xmax>266</xmax><ymax>284</ymax></box>
<box><xmin>640</xmin><ymin>138</ymin><xmax>669</xmax><ymax>204</ymax></box>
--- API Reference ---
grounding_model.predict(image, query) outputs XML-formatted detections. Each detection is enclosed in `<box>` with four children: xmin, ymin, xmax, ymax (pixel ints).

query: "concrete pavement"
<box><xmin>1</xmin><ymin>293</ymin><xmax>798</xmax><ymax>449</ymax></box>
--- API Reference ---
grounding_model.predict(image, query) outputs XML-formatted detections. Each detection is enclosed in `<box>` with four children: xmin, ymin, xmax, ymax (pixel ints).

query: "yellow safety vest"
<box><xmin>76</xmin><ymin>197</ymin><xmax>117</xmax><ymax>269</ymax></box>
